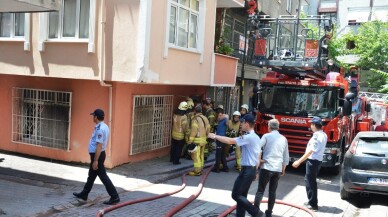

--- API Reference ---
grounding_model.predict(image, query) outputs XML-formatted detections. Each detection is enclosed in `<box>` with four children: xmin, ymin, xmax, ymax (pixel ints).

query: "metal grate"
<box><xmin>131</xmin><ymin>95</ymin><xmax>173</xmax><ymax>155</ymax></box>
<box><xmin>12</xmin><ymin>88</ymin><xmax>72</xmax><ymax>150</ymax></box>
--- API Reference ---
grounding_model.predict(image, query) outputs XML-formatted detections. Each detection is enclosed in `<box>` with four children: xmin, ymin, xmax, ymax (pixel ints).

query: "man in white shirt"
<box><xmin>254</xmin><ymin>119</ymin><xmax>289</xmax><ymax>217</ymax></box>
<box><xmin>292</xmin><ymin>117</ymin><xmax>327</xmax><ymax>211</ymax></box>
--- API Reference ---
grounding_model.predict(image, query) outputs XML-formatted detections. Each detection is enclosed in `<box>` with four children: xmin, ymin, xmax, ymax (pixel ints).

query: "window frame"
<box><xmin>286</xmin><ymin>0</ymin><xmax>292</xmax><ymax>13</ymax></box>
<box><xmin>39</xmin><ymin>0</ymin><xmax>96</xmax><ymax>53</ymax></box>
<box><xmin>12</xmin><ymin>87</ymin><xmax>72</xmax><ymax>151</ymax></box>
<box><xmin>164</xmin><ymin>0</ymin><xmax>205</xmax><ymax>60</ymax></box>
<box><xmin>0</xmin><ymin>12</ymin><xmax>31</xmax><ymax>51</ymax></box>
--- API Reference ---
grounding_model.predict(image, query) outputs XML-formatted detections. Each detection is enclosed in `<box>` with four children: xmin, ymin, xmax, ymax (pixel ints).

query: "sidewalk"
<box><xmin>0</xmin><ymin>151</ymin><xmax>213</xmax><ymax>216</ymax></box>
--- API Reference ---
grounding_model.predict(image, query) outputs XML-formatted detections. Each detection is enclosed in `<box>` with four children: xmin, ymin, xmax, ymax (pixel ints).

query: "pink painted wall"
<box><xmin>0</xmin><ymin>74</ymin><xmax>206</xmax><ymax>168</ymax></box>
<box><xmin>213</xmin><ymin>54</ymin><xmax>239</xmax><ymax>85</ymax></box>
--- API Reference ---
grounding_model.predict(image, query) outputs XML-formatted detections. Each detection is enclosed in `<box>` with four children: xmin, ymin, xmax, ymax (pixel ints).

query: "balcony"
<box><xmin>217</xmin><ymin>0</ymin><xmax>244</xmax><ymax>8</ymax></box>
<box><xmin>212</xmin><ymin>53</ymin><xmax>239</xmax><ymax>86</ymax></box>
<box><xmin>318</xmin><ymin>0</ymin><xmax>337</xmax><ymax>13</ymax></box>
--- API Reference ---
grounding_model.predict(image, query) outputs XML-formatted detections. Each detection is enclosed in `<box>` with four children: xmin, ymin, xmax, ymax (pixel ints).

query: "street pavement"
<box><xmin>0</xmin><ymin>151</ymin><xmax>387</xmax><ymax>217</ymax></box>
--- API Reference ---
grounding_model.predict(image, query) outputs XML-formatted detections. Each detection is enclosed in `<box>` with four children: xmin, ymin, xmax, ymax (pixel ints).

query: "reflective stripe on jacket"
<box><xmin>171</xmin><ymin>114</ymin><xmax>188</xmax><ymax>140</ymax></box>
<box><xmin>188</xmin><ymin>114</ymin><xmax>210</xmax><ymax>145</ymax></box>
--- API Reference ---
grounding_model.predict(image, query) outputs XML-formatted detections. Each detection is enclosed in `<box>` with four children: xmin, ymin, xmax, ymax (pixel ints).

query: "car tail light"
<box><xmin>349</xmin><ymin>138</ymin><xmax>359</xmax><ymax>154</ymax></box>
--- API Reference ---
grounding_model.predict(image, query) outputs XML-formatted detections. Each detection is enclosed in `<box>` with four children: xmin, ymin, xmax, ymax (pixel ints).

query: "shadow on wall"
<box><xmin>39</xmin><ymin>43</ymin><xmax>99</xmax><ymax>76</ymax></box>
<box><xmin>0</xmin><ymin>42</ymin><xmax>35</xmax><ymax>74</ymax></box>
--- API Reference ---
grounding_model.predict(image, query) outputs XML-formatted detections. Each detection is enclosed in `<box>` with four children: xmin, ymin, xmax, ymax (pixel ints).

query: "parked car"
<box><xmin>340</xmin><ymin>131</ymin><xmax>388</xmax><ymax>200</ymax></box>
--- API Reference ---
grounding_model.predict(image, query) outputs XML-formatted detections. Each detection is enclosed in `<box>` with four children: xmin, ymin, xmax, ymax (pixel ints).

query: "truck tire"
<box><xmin>332</xmin><ymin>164</ymin><xmax>341</xmax><ymax>175</ymax></box>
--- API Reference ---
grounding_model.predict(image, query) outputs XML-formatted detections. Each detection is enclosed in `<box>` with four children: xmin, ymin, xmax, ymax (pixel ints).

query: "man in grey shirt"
<box><xmin>254</xmin><ymin>119</ymin><xmax>289</xmax><ymax>217</ymax></box>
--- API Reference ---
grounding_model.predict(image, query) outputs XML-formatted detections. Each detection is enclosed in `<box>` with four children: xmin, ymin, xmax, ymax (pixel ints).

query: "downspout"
<box><xmin>99</xmin><ymin>0</ymin><xmax>113</xmax><ymax>162</ymax></box>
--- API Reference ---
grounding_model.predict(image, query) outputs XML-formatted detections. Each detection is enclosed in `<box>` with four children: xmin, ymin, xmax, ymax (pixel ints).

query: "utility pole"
<box><xmin>239</xmin><ymin>4</ymin><xmax>249</xmax><ymax>107</ymax></box>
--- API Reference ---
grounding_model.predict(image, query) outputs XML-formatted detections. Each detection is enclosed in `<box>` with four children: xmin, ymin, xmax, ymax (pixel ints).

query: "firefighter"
<box><xmin>203</xmin><ymin>101</ymin><xmax>216</xmax><ymax>159</ymax></box>
<box><xmin>170</xmin><ymin>101</ymin><xmax>188</xmax><ymax>165</ymax></box>
<box><xmin>227</xmin><ymin>111</ymin><xmax>242</xmax><ymax>172</ymax></box>
<box><xmin>182</xmin><ymin>98</ymin><xmax>195</xmax><ymax>158</ymax></box>
<box><xmin>187</xmin><ymin>105</ymin><xmax>210</xmax><ymax>176</ymax></box>
<box><xmin>240</xmin><ymin>104</ymin><xmax>249</xmax><ymax>119</ymax></box>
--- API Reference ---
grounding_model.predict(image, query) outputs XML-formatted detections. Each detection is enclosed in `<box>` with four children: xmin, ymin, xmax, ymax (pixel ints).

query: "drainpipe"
<box><xmin>99</xmin><ymin>0</ymin><xmax>113</xmax><ymax>163</ymax></box>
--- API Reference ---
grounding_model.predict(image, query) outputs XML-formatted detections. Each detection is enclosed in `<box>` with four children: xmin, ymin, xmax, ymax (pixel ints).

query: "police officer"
<box><xmin>227</xmin><ymin>111</ymin><xmax>242</xmax><ymax>171</ymax></box>
<box><xmin>292</xmin><ymin>117</ymin><xmax>327</xmax><ymax>211</ymax></box>
<box><xmin>187</xmin><ymin>105</ymin><xmax>210</xmax><ymax>176</ymax></box>
<box><xmin>170</xmin><ymin>101</ymin><xmax>188</xmax><ymax>165</ymax></box>
<box><xmin>73</xmin><ymin>109</ymin><xmax>120</xmax><ymax>205</ymax></box>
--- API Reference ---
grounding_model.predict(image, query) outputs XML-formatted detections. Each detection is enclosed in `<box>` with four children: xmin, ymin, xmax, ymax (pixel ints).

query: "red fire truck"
<box><xmin>251</xmin><ymin>15</ymin><xmax>372</xmax><ymax>174</ymax></box>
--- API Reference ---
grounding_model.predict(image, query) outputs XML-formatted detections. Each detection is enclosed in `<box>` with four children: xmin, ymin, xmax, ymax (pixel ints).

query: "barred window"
<box><xmin>12</xmin><ymin>88</ymin><xmax>72</xmax><ymax>150</ymax></box>
<box><xmin>131</xmin><ymin>95</ymin><xmax>173</xmax><ymax>155</ymax></box>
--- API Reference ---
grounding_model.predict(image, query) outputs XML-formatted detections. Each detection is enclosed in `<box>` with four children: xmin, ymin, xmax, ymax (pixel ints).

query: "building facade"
<box><xmin>0</xmin><ymin>0</ymin><xmax>242</xmax><ymax>167</ymax></box>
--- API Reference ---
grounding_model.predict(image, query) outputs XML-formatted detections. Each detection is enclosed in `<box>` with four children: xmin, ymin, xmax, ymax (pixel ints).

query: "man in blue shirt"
<box><xmin>212</xmin><ymin>111</ymin><xmax>229</xmax><ymax>173</ymax></box>
<box><xmin>208</xmin><ymin>114</ymin><xmax>263</xmax><ymax>217</ymax></box>
<box><xmin>292</xmin><ymin>117</ymin><xmax>327</xmax><ymax>211</ymax></box>
<box><xmin>73</xmin><ymin>109</ymin><xmax>120</xmax><ymax>205</ymax></box>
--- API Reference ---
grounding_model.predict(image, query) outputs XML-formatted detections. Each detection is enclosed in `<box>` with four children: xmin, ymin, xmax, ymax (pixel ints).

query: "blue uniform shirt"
<box><xmin>88</xmin><ymin>121</ymin><xmax>109</xmax><ymax>153</ymax></box>
<box><xmin>306</xmin><ymin>130</ymin><xmax>327</xmax><ymax>161</ymax></box>
<box><xmin>235</xmin><ymin>130</ymin><xmax>261</xmax><ymax>166</ymax></box>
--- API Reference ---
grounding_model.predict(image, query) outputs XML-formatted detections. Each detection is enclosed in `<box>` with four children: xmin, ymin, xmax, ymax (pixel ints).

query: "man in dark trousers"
<box><xmin>212</xmin><ymin>111</ymin><xmax>229</xmax><ymax>173</ymax></box>
<box><xmin>73</xmin><ymin>109</ymin><xmax>120</xmax><ymax>205</ymax></box>
<box><xmin>292</xmin><ymin>117</ymin><xmax>327</xmax><ymax>211</ymax></box>
<box><xmin>254</xmin><ymin>119</ymin><xmax>289</xmax><ymax>217</ymax></box>
<box><xmin>208</xmin><ymin>114</ymin><xmax>263</xmax><ymax>217</ymax></box>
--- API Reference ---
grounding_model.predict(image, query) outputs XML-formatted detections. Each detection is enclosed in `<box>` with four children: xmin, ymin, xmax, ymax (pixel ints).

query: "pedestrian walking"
<box><xmin>212</xmin><ymin>111</ymin><xmax>229</xmax><ymax>173</ymax></box>
<box><xmin>208</xmin><ymin>114</ymin><xmax>263</xmax><ymax>217</ymax></box>
<box><xmin>187</xmin><ymin>105</ymin><xmax>210</xmax><ymax>176</ymax></box>
<box><xmin>73</xmin><ymin>109</ymin><xmax>120</xmax><ymax>205</ymax></box>
<box><xmin>170</xmin><ymin>101</ymin><xmax>188</xmax><ymax>165</ymax></box>
<box><xmin>292</xmin><ymin>117</ymin><xmax>327</xmax><ymax>211</ymax></box>
<box><xmin>254</xmin><ymin>119</ymin><xmax>289</xmax><ymax>217</ymax></box>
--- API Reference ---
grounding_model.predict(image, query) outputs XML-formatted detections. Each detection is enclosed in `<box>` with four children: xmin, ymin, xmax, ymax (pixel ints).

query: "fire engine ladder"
<box><xmin>359</xmin><ymin>92</ymin><xmax>388</xmax><ymax>103</ymax></box>
<box><xmin>251</xmin><ymin>15</ymin><xmax>333</xmax><ymax>80</ymax></box>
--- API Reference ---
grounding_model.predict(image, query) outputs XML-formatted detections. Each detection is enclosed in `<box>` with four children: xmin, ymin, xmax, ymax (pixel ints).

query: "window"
<box><xmin>287</xmin><ymin>0</ymin><xmax>292</xmax><ymax>13</ymax></box>
<box><xmin>48</xmin><ymin>0</ymin><xmax>90</xmax><ymax>39</ymax></box>
<box><xmin>12</xmin><ymin>88</ymin><xmax>72</xmax><ymax>150</ymax></box>
<box><xmin>169</xmin><ymin>0</ymin><xmax>199</xmax><ymax>49</ymax></box>
<box><xmin>0</xmin><ymin>13</ymin><xmax>25</xmax><ymax>38</ymax></box>
<box><xmin>131</xmin><ymin>95</ymin><xmax>173</xmax><ymax>155</ymax></box>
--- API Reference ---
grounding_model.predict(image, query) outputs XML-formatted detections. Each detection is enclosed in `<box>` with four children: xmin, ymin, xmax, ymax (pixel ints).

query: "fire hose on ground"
<box><xmin>96</xmin><ymin>156</ymin><xmax>317</xmax><ymax>217</ymax></box>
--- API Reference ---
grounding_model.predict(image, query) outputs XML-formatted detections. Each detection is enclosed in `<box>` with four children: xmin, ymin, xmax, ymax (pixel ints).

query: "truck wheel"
<box><xmin>340</xmin><ymin>178</ymin><xmax>352</xmax><ymax>200</ymax></box>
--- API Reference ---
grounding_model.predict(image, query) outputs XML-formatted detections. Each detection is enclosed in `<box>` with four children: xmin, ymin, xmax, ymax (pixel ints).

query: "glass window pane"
<box><xmin>62</xmin><ymin>0</ymin><xmax>76</xmax><ymax>37</ymax></box>
<box><xmin>189</xmin><ymin>14</ymin><xmax>197</xmax><ymax>48</ymax></box>
<box><xmin>49</xmin><ymin>11</ymin><xmax>59</xmax><ymax>38</ymax></box>
<box><xmin>190</xmin><ymin>0</ymin><xmax>199</xmax><ymax>11</ymax></box>
<box><xmin>169</xmin><ymin>6</ymin><xmax>177</xmax><ymax>44</ymax></box>
<box><xmin>180</xmin><ymin>0</ymin><xmax>190</xmax><ymax>7</ymax></box>
<box><xmin>178</xmin><ymin>8</ymin><xmax>189</xmax><ymax>48</ymax></box>
<box><xmin>79</xmin><ymin>0</ymin><xmax>90</xmax><ymax>38</ymax></box>
<box><xmin>14</xmin><ymin>13</ymin><xmax>25</xmax><ymax>36</ymax></box>
<box><xmin>0</xmin><ymin>13</ymin><xmax>12</xmax><ymax>37</ymax></box>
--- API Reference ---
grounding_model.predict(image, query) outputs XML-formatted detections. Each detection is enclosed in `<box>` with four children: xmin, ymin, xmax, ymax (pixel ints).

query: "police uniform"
<box><xmin>73</xmin><ymin>109</ymin><xmax>119</xmax><ymax>205</ymax></box>
<box><xmin>304</xmin><ymin>129</ymin><xmax>327</xmax><ymax>209</ymax></box>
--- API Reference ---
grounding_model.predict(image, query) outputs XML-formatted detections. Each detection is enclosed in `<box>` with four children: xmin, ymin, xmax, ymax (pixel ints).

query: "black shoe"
<box><xmin>73</xmin><ymin>192</ymin><xmax>87</xmax><ymax>201</ymax></box>
<box><xmin>265</xmin><ymin>210</ymin><xmax>272</xmax><ymax>217</ymax></box>
<box><xmin>211</xmin><ymin>168</ymin><xmax>220</xmax><ymax>173</ymax></box>
<box><xmin>173</xmin><ymin>162</ymin><xmax>181</xmax><ymax>165</ymax></box>
<box><xmin>304</xmin><ymin>202</ymin><xmax>318</xmax><ymax>211</ymax></box>
<box><xmin>221</xmin><ymin>168</ymin><xmax>229</xmax><ymax>172</ymax></box>
<box><xmin>103</xmin><ymin>196</ymin><xmax>120</xmax><ymax>205</ymax></box>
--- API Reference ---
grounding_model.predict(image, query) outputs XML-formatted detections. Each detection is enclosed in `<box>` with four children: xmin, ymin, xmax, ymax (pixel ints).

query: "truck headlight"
<box><xmin>324</xmin><ymin>148</ymin><xmax>339</xmax><ymax>155</ymax></box>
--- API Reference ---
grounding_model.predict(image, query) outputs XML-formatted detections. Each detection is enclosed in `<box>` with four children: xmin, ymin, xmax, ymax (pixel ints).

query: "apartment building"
<box><xmin>0</xmin><ymin>0</ymin><xmax>243</xmax><ymax>167</ymax></box>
